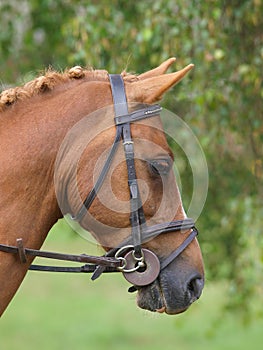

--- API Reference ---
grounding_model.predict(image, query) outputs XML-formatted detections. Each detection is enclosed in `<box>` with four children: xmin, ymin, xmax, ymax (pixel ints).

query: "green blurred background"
<box><xmin>0</xmin><ymin>1</ymin><xmax>262</xmax><ymax>349</ymax></box>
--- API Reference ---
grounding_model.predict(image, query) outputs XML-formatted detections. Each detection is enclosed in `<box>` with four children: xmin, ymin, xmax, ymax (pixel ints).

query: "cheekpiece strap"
<box><xmin>109</xmin><ymin>74</ymin><xmax>143</xmax><ymax>255</ymax></box>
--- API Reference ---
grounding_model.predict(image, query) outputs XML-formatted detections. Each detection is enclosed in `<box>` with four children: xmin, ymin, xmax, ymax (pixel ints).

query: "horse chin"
<box><xmin>136</xmin><ymin>280</ymin><xmax>187</xmax><ymax>315</ymax></box>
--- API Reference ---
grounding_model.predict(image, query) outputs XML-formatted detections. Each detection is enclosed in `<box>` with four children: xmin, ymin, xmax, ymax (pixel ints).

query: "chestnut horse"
<box><xmin>0</xmin><ymin>58</ymin><xmax>204</xmax><ymax>316</ymax></box>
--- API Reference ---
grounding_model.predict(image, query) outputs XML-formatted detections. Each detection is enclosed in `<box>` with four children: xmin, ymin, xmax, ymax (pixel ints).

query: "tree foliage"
<box><xmin>0</xmin><ymin>0</ymin><xmax>262</xmax><ymax>319</ymax></box>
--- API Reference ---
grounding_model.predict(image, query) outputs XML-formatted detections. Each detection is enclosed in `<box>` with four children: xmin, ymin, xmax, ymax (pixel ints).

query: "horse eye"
<box><xmin>149</xmin><ymin>159</ymin><xmax>172</xmax><ymax>176</ymax></box>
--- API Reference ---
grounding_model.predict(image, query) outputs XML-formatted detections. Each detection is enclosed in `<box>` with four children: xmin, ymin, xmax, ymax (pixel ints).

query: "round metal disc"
<box><xmin>123</xmin><ymin>249</ymin><xmax>160</xmax><ymax>286</ymax></box>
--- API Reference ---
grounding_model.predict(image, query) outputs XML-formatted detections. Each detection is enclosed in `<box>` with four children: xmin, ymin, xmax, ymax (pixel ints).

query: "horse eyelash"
<box><xmin>148</xmin><ymin>159</ymin><xmax>172</xmax><ymax>176</ymax></box>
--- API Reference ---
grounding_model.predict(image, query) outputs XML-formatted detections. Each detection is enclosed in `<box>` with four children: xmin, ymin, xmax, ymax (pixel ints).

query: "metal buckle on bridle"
<box><xmin>122</xmin><ymin>140</ymin><xmax>133</xmax><ymax>146</ymax></box>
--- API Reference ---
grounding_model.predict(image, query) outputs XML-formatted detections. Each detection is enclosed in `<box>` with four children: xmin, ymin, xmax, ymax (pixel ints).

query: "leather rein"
<box><xmin>0</xmin><ymin>74</ymin><xmax>198</xmax><ymax>290</ymax></box>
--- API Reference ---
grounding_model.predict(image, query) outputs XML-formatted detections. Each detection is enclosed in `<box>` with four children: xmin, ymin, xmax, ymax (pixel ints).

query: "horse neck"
<box><xmin>0</xmin><ymin>80</ymin><xmax>111</xmax><ymax>315</ymax></box>
<box><xmin>0</xmin><ymin>110</ymin><xmax>60</xmax><ymax>248</ymax></box>
<box><xmin>1</xmin><ymin>80</ymin><xmax>111</xmax><ymax>241</ymax></box>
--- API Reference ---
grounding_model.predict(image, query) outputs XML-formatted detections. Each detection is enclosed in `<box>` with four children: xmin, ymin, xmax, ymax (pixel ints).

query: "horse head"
<box><xmin>56</xmin><ymin>58</ymin><xmax>205</xmax><ymax>314</ymax></box>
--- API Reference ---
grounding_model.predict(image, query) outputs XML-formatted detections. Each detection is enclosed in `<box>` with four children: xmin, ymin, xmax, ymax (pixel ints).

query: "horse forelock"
<box><xmin>0</xmin><ymin>67</ymin><xmax>138</xmax><ymax>112</ymax></box>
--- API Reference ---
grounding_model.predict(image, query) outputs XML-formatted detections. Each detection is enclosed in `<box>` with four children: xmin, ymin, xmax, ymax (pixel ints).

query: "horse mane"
<box><xmin>0</xmin><ymin>66</ymin><xmax>138</xmax><ymax>112</ymax></box>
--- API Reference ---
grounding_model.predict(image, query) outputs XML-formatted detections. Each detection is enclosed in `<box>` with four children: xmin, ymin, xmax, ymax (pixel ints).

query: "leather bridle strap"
<box><xmin>160</xmin><ymin>228</ymin><xmax>198</xmax><ymax>270</ymax></box>
<box><xmin>108</xmin><ymin>74</ymin><xmax>128</xmax><ymax>116</ymax></box>
<box><xmin>0</xmin><ymin>238</ymin><xmax>121</xmax><ymax>268</ymax></box>
<box><xmin>71</xmin><ymin>125</ymin><xmax>122</xmax><ymax>222</ymax></box>
<box><xmin>109</xmin><ymin>74</ymin><xmax>144</xmax><ymax>256</ymax></box>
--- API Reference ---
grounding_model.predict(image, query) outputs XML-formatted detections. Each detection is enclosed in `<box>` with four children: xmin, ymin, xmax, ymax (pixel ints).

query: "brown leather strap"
<box><xmin>0</xmin><ymin>239</ymin><xmax>121</xmax><ymax>268</ymax></box>
<box><xmin>160</xmin><ymin>228</ymin><xmax>198</xmax><ymax>270</ymax></box>
<box><xmin>29</xmin><ymin>264</ymin><xmax>118</xmax><ymax>273</ymax></box>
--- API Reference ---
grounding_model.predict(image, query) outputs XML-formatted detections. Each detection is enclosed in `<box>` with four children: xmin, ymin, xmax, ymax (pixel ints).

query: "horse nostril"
<box><xmin>187</xmin><ymin>276</ymin><xmax>204</xmax><ymax>302</ymax></box>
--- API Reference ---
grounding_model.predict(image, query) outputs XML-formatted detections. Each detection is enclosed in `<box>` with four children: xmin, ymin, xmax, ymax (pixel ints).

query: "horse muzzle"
<box><xmin>136</xmin><ymin>256</ymin><xmax>204</xmax><ymax>314</ymax></box>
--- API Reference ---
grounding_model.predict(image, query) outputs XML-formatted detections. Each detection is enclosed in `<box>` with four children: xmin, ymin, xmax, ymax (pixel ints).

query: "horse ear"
<box><xmin>138</xmin><ymin>57</ymin><xmax>176</xmax><ymax>80</ymax></box>
<box><xmin>127</xmin><ymin>63</ymin><xmax>194</xmax><ymax>104</ymax></box>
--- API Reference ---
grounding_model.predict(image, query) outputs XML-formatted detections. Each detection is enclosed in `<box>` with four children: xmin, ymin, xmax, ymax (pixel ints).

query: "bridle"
<box><xmin>0</xmin><ymin>74</ymin><xmax>198</xmax><ymax>291</ymax></box>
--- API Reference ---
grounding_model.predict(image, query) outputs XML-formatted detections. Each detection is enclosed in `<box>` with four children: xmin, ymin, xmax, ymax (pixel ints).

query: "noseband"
<box><xmin>0</xmin><ymin>74</ymin><xmax>198</xmax><ymax>290</ymax></box>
